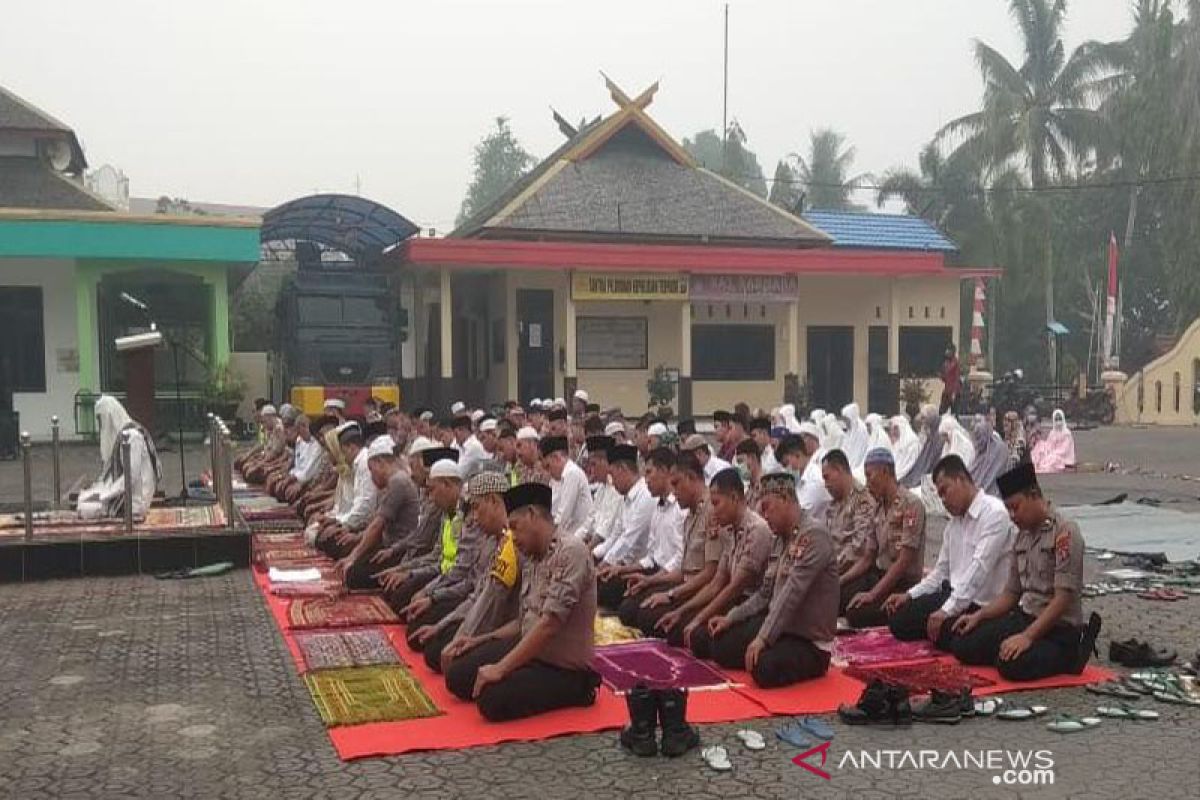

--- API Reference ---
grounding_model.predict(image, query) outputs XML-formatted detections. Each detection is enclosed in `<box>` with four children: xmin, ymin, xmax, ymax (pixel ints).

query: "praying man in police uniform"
<box><xmin>697</xmin><ymin>472</ymin><xmax>838</xmax><ymax>687</ymax></box>
<box><xmin>444</xmin><ymin>482</ymin><xmax>601</xmax><ymax>721</ymax></box>
<box><xmin>950</xmin><ymin>462</ymin><xmax>1101</xmax><ymax>680</ymax></box>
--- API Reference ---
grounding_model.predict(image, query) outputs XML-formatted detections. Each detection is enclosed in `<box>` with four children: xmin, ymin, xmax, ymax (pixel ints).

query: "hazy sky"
<box><xmin>1</xmin><ymin>0</ymin><xmax>1137</xmax><ymax>229</ymax></box>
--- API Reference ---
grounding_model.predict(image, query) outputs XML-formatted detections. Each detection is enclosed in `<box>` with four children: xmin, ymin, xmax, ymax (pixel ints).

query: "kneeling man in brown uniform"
<box><xmin>701</xmin><ymin>472</ymin><xmax>839</xmax><ymax>687</ymax></box>
<box><xmin>444</xmin><ymin>482</ymin><xmax>601</xmax><ymax>721</ymax></box>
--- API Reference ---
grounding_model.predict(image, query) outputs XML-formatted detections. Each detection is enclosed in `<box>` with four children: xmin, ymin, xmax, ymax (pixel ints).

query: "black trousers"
<box><xmin>444</xmin><ymin>637</ymin><xmax>600</xmax><ymax>722</ymax></box>
<box><xmin>630</xmin><ymin>597</ymin><xmax>687</xmax><ymax>643</ymax></box>
<box><xmin>597</xmin><ymin>568</ymin><xmax>654</xmax><ymax>613</ymax></box>
<box><xmin>344</xmin><ymin>547</ymin><xmax>404</xmax><ymax>591</ymax></box>
<box><xmin>422</xmin><ymin>621</ymin><xmax>462</xmax><ymax>673</ymax></box>
<box><xmin>406</xmin><ymin>599</ymin><xmax>460</xmax><ymax>651</ymax></box>
<box><xmin>617</xmin><ymin>588</ymin><xmax>655</xmax><ymax>628</ymax></box>
<box><xmin>698</xmin><ymin>612</ymin><xmax>830</xmax><ymax>688</ymax></box>
<box><xmin>952</xmin><ymin>610</ymin><xmax>1081</xmax><ymax>681</ymax></box>
<box><xmin>842</xmin><ymin>571</ymin><xmax>918</xmax><ymax>630</ymax></box>
<box><xmin>315</xmin><ymin>527</ymin><xmax>355</xmax><ymax>560</ymax></box>
<box><xmin>887</xmin><ymin>583</ymin><xmax>976</xmax><ymax>652</ymax></box>
<box><xmin>382</xmin><ymin>572</ymin><xmax>436</xmax><ymax>614</ymax></box>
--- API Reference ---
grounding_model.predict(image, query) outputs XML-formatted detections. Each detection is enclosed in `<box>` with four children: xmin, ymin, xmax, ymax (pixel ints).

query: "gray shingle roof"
<box><xmin>456</xmin><ymin>122</ymin><xmax>828</xmax><ymax>247</ymax></box>
<box><xmin>0</xmin><ymin>158</ymin><xmax>113</xmax><ymax>211</ymax></box>
<box><xmin>0</xmin><ymin>84</ymin><xmax>88</xmax><ymax>173</ymax></box>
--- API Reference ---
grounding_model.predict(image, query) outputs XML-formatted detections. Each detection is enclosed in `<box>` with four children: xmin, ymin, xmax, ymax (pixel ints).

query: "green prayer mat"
<box><xmin>304</xmin><ymin>665</ymin><xmax>441</xmax><ymax>727</ymax></box>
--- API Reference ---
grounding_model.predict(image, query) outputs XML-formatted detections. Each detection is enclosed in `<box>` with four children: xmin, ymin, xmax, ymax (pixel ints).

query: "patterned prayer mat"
<box><xmin>833</xmin><ymin>627</ymin><xmax>942</xmax><ymax>667</ymax></box>
<box><xmin>270</xmin><ymin>580</ymin><xmax>345</xmax><ymax>598</ymax></box>
<box><xmin>0</xmin><ymin>504</ymin><xmax>225</xmax><ymax>539</ymax></box>
<box><xmin>593</xmin><ymin>639</ymin><xmax>734</xmax><ymax>694</ymax></box>
<box><xmin>594</xmin><ymin>615</ymin><xmax>644</xmax><ymax>646</ymax></box>
<box><xmin>295</xmin><ymin>628</ymin><xmax>402</xmax><ymax>672</ymax></box>
<box><xmin>256</xmin><ymin>546</ymin><xmax>323</xmax><ymax>566</ymax></box>
<box><xmin>304</xmin><ymin>665</ymin><xmax>440</xmax><ymax>727</ymax></box>
<box><xmin>844</xmin><ymin>659</ymin><xmax>996</xmax><ymax>694</ymax></box>
<box><xmin>287</xmin><ymin>595</ymin><xmax>399</xmax><ymax>629</ymax></box>
<box><xmin>253</xmin><ymin>532</ymin><xmax>307</xmax><ymax>547</ymax></box>
<box><xmin>142</xmin><ymin>505</ymin><xmax>226</xmax><ymax>530</ymax></box>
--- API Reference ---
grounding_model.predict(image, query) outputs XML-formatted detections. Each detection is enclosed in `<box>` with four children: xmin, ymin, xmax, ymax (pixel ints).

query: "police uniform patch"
<box><xmin>789</xmin><ymin>533</ymin><xmax>811</xmax><ymax>558</ymax></box>
<box><xmin>1054</xmin><ymin>531</ymin><xmax>1071</xmax><ymax>567</ymax></box>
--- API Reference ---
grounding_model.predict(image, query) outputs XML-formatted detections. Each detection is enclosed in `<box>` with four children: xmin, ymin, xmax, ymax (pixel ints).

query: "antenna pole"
<box><xmin>722</xmin><ymin>3</ymin><xmax>729</xmax><ymax>172</ymax></box>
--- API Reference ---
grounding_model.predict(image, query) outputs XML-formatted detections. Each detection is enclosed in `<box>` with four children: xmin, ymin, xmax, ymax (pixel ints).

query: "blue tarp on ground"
<box><xmin>1065</xmin><ymin>502</ymin><xmax>1200</xmax><ymax>562</ymax></box>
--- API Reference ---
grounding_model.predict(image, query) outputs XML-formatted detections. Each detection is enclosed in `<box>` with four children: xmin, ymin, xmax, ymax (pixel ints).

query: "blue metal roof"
<box><xmin>262</xmin><ymin>194</ymin><xmax>419</xmax><ymax>263</ymax></box>
<box><xmin>801</xmin><ymin>210</ymin><xmax>958</xmax><ymax>252</ymax></box>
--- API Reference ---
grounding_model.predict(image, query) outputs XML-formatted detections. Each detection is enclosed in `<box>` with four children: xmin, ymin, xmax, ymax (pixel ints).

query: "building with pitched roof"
<box><xmin>392</xmin><ymin>77</ymin><xmax>995</xmax><ymax>416</ymax></box>
<box><xmin>0</xmin><ymin>84</ymin><xmax>260</xmax><ymax>440</ymax></box>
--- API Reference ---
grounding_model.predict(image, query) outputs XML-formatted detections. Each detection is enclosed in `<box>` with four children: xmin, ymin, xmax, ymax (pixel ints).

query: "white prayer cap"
<box><xmin>479</xmin><ymin>418</ymin><xmax>498</xmax><ymax>433</ymax></box>
<box><xmin>418</xmin><ymin>409</ymin><xmax>435</xmax><ymax>421</ymax></box>
<box><xmin>530</xmin><ymin>399</ymin><xmax>543</xmax><ymax>410</ymax></box>
<box><xmin>647</xmin><ymin>422</ymin><xmax>668</xmax><ymax>437</ymax></box>
<box><xmin>798</xmin><ymin>422</ymin><xmax>821</xmax><ymax>439</ymax></box>
<box><xmin>323</xmin><ymin>398</ymin><xmax>346</xmax><ymax>410</ymax></box>
<box><xmin>470</xmin><ymin>409</ymin><xmax>486</xmax><ymax>423</ymax></box>
<box><xmin>367</xmin><ymin>437</ymin><xmax>397</xmax><ymax>460</ymax></box>
<box><xmin>604</xmin><ymin>422</ymin><xmax>626</xmax><ymax>437</ymax></box>
<box><xmin>407</xmin><ymin>435</ymin><xmax>435</xmax><ymax>456</ymax></box>
<box><xmin>260</xmin><ymin>404</ymin><xmax>278</xmax><ymax>416</ymax></box>
<box><xmin>429</xmin><ymin>459</ymin><xmax>462</xmax><ymax>481</ymax></box>
<box><xmin>516</xmin><ymin>426</ymin><xmax>540</xmax><ymax>441</ymax></box>
<box><xmin>573</xmin><ymin>389</ymin><xmax>590</xmax><ymax>402</ymax></box>
<box><xmin>810</xmin><ymin>409</ymin><xmax>825</xmax><ymax>422</ymax></box>
<box><xmin>553</xmin><ymin>397</ymin><xmax>566</xmax><ymax>409</ymax></box>
<box><xmin>335</xmin><ymin>421</ymin><xmax>359</xmax><ymax>435</ymax></box>
<box><xmin>450</xmin><ymin>401</ymin><xmax>466</xmax><ymax>415</ymax></box>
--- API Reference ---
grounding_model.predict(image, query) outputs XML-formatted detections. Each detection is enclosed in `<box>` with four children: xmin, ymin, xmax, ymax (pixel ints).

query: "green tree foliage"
<box><xmin>683</xmin><ymin>121</ymin><xmax>768</xmax><ymax>197</ymax></box>
<box><xmin>456</xmin><ymin>117</ymin><xmax>536</xmax><ymax>227</ymax></box>
<box><xmin>785</xmin><ymin>129</ymin><xmax>870</xmax><ymax>211</ymax></box>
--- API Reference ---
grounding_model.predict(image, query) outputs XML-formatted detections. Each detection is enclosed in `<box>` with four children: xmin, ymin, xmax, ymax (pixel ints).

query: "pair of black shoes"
<box><xmin>838</xmin><ymin>680</ymin><xmax>913</xmax><ymax>727</ymax></box>
<box><xmin>620</xmin><ymin>684</ymin><xmax>701</xmax><ymax>757</ymax></box>
<box><xmin>1109</xmin><ymin>636</ymin><xmax>1177</xmax><ymax>667</ymax></box>
<box><xmin>912</xmin><ymin>687</ymin><xmax>974</xmax><ymax>724</ymax></box>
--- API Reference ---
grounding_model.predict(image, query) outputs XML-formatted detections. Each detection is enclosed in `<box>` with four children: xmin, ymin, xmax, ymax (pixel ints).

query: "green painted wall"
<box><xmin>0</xmin><ymin>219</ymin><xmax>259</xmax><ymax>262</ymax></box>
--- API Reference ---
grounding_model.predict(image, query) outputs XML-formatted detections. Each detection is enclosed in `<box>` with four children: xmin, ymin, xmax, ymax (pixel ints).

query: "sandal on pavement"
<box><xmin>702</xmin><ymin>745</ymin><xmax>733</xmax><ymax>772</ymax></box>
<box><xmin>1046</xmin><ymin>713</ymin><xmax>1101</xmax><ymax>733</ymax></box>
<box><xmin>1153</xmin><ymin>688</ymin><xmax>1200</xmax><ymax>706</ymax></box>
<box><xmin>775</xmin><ymin>722</ymin><xmax>812</xmax><ymax>749</ymax></box>
<box><xmin>797</xmin><ymin>717</ymin><xmax>835</xmax><ymax>741</ymax></box>
<box><xmin>974</xmin><ymin>697</ymin><xmax>1005</xmax><ymax>716</ymax></box>
<box><xmin>997</xmin><ymin>704</ymin><xmax>1049</xmax><ymax>721</ymax></box>
<box><xmin>1097</xmin><ymin>703</ymin><xmax>1159</xmax><ymax>720</ymax></box>
<box><xmin>736</xmin><ymin>730</ymin><xmax>766</xmax><ymax>751</ymax></box>
<box><xmin>1086</xmin><ymin>682</ymin><xmax>1141</xmax><ymax>700</ymax></box>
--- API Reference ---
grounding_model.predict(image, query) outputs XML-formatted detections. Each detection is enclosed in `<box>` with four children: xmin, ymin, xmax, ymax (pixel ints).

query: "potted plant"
<box><xmin>900</xmin><ymin>376</ymin><xmax>930</xmax><ymax>420</ymax></box>
<box><xmin>646</xmin><ymin>365</ymin><xmax>677</xmax><ymax>419</ymax></box>
<box><xmin>202</xmin><ymin>363</ymin><xmax>247</xmax><ymax>421</ymax></box>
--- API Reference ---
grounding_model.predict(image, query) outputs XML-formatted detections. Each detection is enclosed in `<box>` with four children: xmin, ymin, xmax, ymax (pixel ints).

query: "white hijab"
<box><xmin>818</xmin><ymin>413</ymin><xmax>843</xmax><ymax>452</ymax></box>
<box><xmin>938</xmin><ymin>414</ymin><xmax>976</xmax><ymax>470</ymax></box>
<box><xmin>840</xmin><ymin>403</ymin><xmax>870</xmax><ymax>469</ymax></box>
<box><xmin>864</xmin><ymin>412</ymin><xmax>893</xmax><ymax>453</ymax></box>
<box><xmin>890</xmin><ymin>415</ymin><xmax>921</xmax><ymax>481</ymax></box>
<box><xmin>96</xmin><ymin>395</ymin><xmax>134</xmax><ymax>474</ymax></box>
<box><xmin>778</xmin><ymin>404</ymin><xmax>801</xmax><ymax>433</ymax></box>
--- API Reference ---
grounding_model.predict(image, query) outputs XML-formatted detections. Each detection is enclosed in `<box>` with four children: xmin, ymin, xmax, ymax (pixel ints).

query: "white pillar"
<box><xmin>888</xmin><ymin>279</ymin><xmax>901</xmax><ymax>374</ymax></box>
<box><xmin>565</xmin><ymin>283</ymin><xmax>577</xmax><ymax>379</ymax></box>
<box><xmin>506</xmin><ymin>272</ymin><xmax>518</xmax><ymax>400</ymax></box>
<box><xmin>787</xmin><ymin>298</ymin><xmax>800</xmax><ymax>375</ymax></box>
<box><xmin>439</xmin><ymin>268</ymin><xmax>452</xmax><ymax>379</ymax></box>
<box><xmin>680</xmin><ymin>302</ymin><xmax>692</xmax><ymax>378</ymax></box>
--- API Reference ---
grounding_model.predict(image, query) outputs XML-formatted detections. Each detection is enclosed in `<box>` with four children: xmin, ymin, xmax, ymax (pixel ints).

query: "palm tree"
<box><xmin>788</xmin><ymin>129</ymin><xmax>870</xmax><ymax>211</ymax></box>
<box><xmin>937</xmin><ymin>0</ymin><xmax>1111</xmax><ymax>375</ymax></box>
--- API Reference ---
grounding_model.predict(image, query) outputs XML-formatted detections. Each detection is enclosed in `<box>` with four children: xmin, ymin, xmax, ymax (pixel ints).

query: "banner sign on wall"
<box><xmin>572</xmin><ymin>272</ymin><xmax>689</xmax><ymax>301</ymax></box>
<box><xmin>688</xmin><ymin>273</ymin><xmax>799</xmax><ymax>302</ymax></box>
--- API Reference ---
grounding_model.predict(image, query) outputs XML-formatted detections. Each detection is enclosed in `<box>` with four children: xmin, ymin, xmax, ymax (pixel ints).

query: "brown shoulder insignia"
<box><xmin>1054</xmin><ymin>531</ymin><xmax>1071</xmax><ymax>567</ymax></box>
<box><xmin>788</xmin><ymin>533</ymin><xmax>811</xmax><ymax>558</ymax></box>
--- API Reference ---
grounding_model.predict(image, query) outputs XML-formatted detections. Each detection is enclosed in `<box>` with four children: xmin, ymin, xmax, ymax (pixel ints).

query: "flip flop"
<box><xmin>973</xmin><ymin>697</ymin><xmax>1005</xmax><ymax>716</ymax></box>
<box><xmin>775</xmin><ymin>722</ymin><xmax>812</xmax><ymax>749</ymax></box>
<box><xmin>797</xmin><ymin>717</ymin><xmax>835</xmax><ymax>741</ymax></box>
<box><xmin>736</xmin><ymin>730</ymin><xmax>766</xmax><ymax>751</ymax></box>
<box><xmin>1096</xmin><ymin>703</ymin><xmax>1157</xmax><ymax>720</ymax></box>
<box><xmin>701</xmin><ymin>745</ymin><xmax>733</xmax><ymax>772</ymax></box>
<box><xmin>1086</xmin><ymin>682</ymin><xmax>1142</xmax><ymax>700</ymax></box>
<box><xmin>1046</xmin><ymin>713</ymin><xmax>1101</xmax><ymax>733</ymax></box>
<box><xmin>1153</xmin><ymin>689</ymin><xmax>1200</xmax><ymax>706</ymax></box>
<box><xmin>997</xmin><ymin>704</ymin><xmax>1049</xmax><ymax>720</ymax></box>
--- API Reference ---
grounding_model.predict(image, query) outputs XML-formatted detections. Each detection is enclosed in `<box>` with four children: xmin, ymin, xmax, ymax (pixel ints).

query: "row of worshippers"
<box><xmin>238</xmin><ymin>398</ymin><xmax>1096</xmax><ymax>723</ymax></box>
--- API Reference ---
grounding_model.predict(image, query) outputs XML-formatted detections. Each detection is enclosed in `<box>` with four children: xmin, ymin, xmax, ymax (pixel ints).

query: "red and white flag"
<box><xmin>1102</xmin><ymin>232</ymin><xmax>1118</xmax><ymax>369</ymax></box>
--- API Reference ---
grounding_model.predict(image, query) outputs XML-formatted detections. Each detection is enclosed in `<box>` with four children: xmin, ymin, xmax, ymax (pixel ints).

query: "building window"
<box><xmin>1155</xmin><ymin>381</ymin><xmax>1162</xmax><ymax>413</ymax></box>
<box><xmin>1174</xmin><ymin>372</ymin><xmax>1181</xmax><ymax>412</ymax></box>
<box><xmin>577</xmin><ymin>317</ymin><xmax>648</xmax><ymax>370</ymax></box>
<box><xmin>692</xmin><ymin>325</ymin><xmax>774</xmax><ymax>381</ymax></box>
<box><xmin>0</xmin><ymin>287</ymin><xmax>46</xmax><ymax>392</ymax></box>
<box><xmin>898</xmin><ymin>326</ymin><xmax>952</xmax><ymax>377</ymax></box>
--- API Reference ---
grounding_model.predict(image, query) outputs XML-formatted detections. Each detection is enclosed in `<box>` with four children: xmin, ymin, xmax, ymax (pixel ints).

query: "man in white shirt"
<box><xmin>680</xmin><ymin>435</ymin><xmax>731</xmax><ymax>484</ymax></box>
<box><xmin>613</xmin><ymin>448</ymin><xmax>685</xmax><ymax>621</ymax></box>
<box><xmin>749</xmin><ymin>418</ymin><xmax>781</xmax><ymax>473</ymax></box>
<box><xmin>579</xmin><ymin>436</ymin><xmax>623</xmax><ymax>549</ymax></box>
<box><xmin>541</xmin><ymin>435</ymin><xmax>593</xmax><ymax>538</ymax></box>
<box><xmin>595</xmin><ymin>444</ymin><xmax>656</xmax><ymax>609</ymax></box>
<box><xmin>883</xmin><ymin>454</ymin><xmax>1014</xmax><ymax>651</ymax></box>
<box><xmin>455</xmin><ymin>416</ymin><xmax>489</xmax><ymax>475</ymax></box>
<box><xmin>776</xmin><ymin>429</ymin><xmax>832</xmax><ymax>517</ymax></box>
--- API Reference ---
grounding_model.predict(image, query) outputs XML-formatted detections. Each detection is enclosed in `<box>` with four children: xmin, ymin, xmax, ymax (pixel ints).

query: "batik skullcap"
<box><xmin>604</xmin><ymin>421</ymin><xmax>626</xmax><ymax>437</ymax></box>
<box><xmin>864</xmin><ymin>447</ymin><xmax>895</xmax><ymax>468</ymax></box>
<box><xmin>997</xmin><ymin>462</ymin><xmax>1038</xmax><ymax>499</ymax></box>
<box><xmin>647</xmin><ymin>422</ymin><xmax>668</xmax><ymax>437</ymax></box>
<box><xmin>429</xmin><ymin>459</ymin><xmax>462</xmax><ymax>481</ymax></box>
<box><xmin>467</xmin><ymin>470</ymin><xmax>509</xmax><ymax>498</ymax></box>
<box><xmin>470</xmin><ymin>409</ymin><xmax>486</xmax><ymax>423</ymax></box>
<box><xmin>418</xmin><ymin>409</ymin><xmax>434</xmax><ymax>421</ymax></box>
<box><xmin>260</xmin><ymin>404</ymin><xmax>278</xmax><ymax>416</ymax></box>
<box><xmin>516</xmin><ymin>426</ymin><xmax>540</xmax><ymax>441</ymax></box>
<box><xmin>761</xmin><ymin>471</ymin><xmax>797</xmax><ymax>497</ymax></box>
<box><xmin>450</xmin><ymin>401</ymin><xmax>466</xmax><ymax>415</ymax></box>
<box><xmin>553</xmin><ymin>397</ymin><xmax>566</xmax><ymax>408</ymax></box>
<box><xmin>573</xmin><ymin>389</ymin><xmax>589</xmax><ymax>402</ymax></box>
<box><xmin>479</xmin><ymin>418</ymin><xmax>498</xmax><ymax>433</ymax></box>
<box><xmin>367</xmin><ymin>436</ymin><xmax>397</xmax><ymax>460</ymax></box>
<box><xmin>323</xmin><ymin>398</ymin><xmax>346</xmax><ymax>410</ymax></box>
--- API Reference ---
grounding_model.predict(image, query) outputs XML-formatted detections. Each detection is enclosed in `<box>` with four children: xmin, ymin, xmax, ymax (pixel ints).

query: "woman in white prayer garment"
<box><xmin>889</xmin><ymin>415</ymin><xmax>921</xmax><ymax>484</ymax></box>
<box><xmin>864</xmin><ymin>412</ymin><xmax>893</xmax><ymax>453</ymax></box>
<box><xmin>839</xmin><ymin>402</ymin><xmax>870</xmax><ymax>469</ymax></box>
<box><xmin>777</xmin><ymin>404</ymin><xmax>802</xmax><ymax>433</ymax></box>
<box><xmin>818</xmin><ymin>411</ymin><xmax>843</xmax><ymax>452</ymax></box>
<box><xmin>77</xmin><ymin>395</ymin><xmax>161</xmax><ymax>520</ymax></box>
<box><xmin>938</xmin><ymin>414</ymin><xmax>976</xmax><ymax>469</ymax></box>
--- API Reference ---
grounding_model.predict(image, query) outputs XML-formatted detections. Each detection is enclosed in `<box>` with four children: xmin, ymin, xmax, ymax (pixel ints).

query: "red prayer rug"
<box><xmin>286</xmin><ymin>595</ymin><xmax>399</xmax><ymax>629</ymax></box>
<box><xmin>593</xmin><ymin>639</ymin><xmax>735</xmax><ymax>694</ymax></box>
<box><xmin>844</xmin><ymin>659</ymin><xmax>996</xmax><ymax>694</ymax></box>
